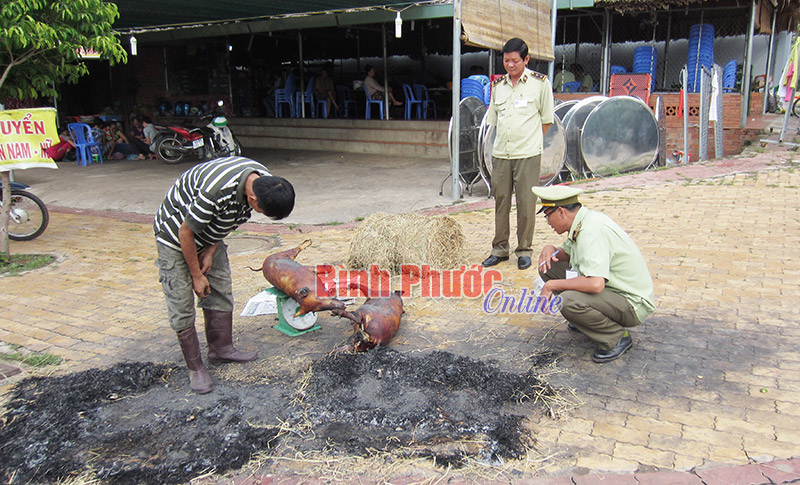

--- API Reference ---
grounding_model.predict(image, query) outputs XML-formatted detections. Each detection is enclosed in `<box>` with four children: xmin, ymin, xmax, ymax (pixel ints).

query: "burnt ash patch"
<box><xmin>0</xmin><ymin>363</ymin><xmax>280</xmax><ymax>484</ymax></box>
<box><xmin>0</xmin><ymin>349</ymin><xmax>561</xmax><ymax>482</ymax></box>
<box><xmin>300</xmin><ymin>347</ymin><xmax>558</xmax><ymax>466</ymax></box>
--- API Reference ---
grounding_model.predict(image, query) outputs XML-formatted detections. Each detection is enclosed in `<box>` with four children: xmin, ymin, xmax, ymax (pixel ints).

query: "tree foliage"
<box><xmin>0</xmin><ymin>0</ymin><xmax>127</xmax><ymax>101</ymax></box>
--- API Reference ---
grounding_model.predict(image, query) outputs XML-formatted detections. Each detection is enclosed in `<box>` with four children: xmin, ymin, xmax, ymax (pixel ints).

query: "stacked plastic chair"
<box><xmin>633</xmin><ymin>46</ymin><xmax>658</xmax><ymax>91</ymax></box>
<box><xmin>722</xmin><ymin>60</ymin><xmax>737</xmax><ymax>92</ymax></box>
<box><xmin>461</xmin><ymin>78</ymin><xmax>486</xmax><ymax>106</ymax></box>
<box><xmin>414</xmin><ymin>84</ymin><xmax>436</xmax><ymax>119</ymax></box>
<box><xmin>295</xmin><ymin>77</ymin><xmax>316</xmax><ymax>118</ymax></box>
<box><xmin>562</xmin><ymin>81</ymin><xmax>582</xmax><ymax>93</ymax></box>
<box><xmin>275</xmin><ymin>73</ymin><xmax>296</xmax><ymax>118</ymax></box>
<box><xmin>610</xmin><ymin>65</ymin><xmax>628</xmax><ymax>76</ymax></box>
<box><xmin>687</xmin><ymin>23</ymin><xmax>715</xmax><ymax>92</ymax></box>
<box><xmin>402</xmin><ymin>83</ymin><xmax>422</xmax><ymax>120</ymax></box>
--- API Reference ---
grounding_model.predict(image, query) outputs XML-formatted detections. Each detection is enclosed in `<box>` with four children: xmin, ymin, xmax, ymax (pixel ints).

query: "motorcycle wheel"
<box><xmin>157</xmin><ymin>136</ymin><xmax>185</xmax><ymax>164</ymax></box>
<box><xmin>792</xmin><ymin>98</ymin><xmax>800</xmax><ymax>118</ymax></box>
<box><xmin>7</xmin><ymin>190</ymin><xmax>49</xmax><ymax>241</ymax></box>
<box><xmin>232</xmin><ymin>137</ymin><xmax>242</xmax><ymax>156</ymax></box>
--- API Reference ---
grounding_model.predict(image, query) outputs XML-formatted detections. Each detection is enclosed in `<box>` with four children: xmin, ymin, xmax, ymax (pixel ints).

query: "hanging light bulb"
<box><xmin>130</xmin><ymin>35</ymin><xmax>138</xmax><ymax>56</ymax></box>
<box><xmin>395</xmin><ymin>11</ymin><xmax>402</xmax><ymax>38</ymax></box>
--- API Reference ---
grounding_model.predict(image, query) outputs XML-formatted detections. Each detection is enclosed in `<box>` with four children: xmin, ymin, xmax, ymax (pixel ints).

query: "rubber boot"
<box><xmin>176</xmin><ymin>326</ymin><xmax>214</xmax><ymax>394</ymax></box>
<box><xmin>204</xmin><ymin>309</ymin><xmax>258</xmax><ymax>363</ymax></box>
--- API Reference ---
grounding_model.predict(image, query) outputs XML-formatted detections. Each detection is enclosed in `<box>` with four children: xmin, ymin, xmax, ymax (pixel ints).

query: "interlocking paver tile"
<box><xmin>3</xmin><ymin>142</ymin><xmax>800</xmax><ymax>482</ymax></box>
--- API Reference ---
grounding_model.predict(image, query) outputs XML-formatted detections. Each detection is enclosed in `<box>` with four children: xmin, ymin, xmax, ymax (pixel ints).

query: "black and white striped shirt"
<box><xmin>154</xmin><ymin>157</ymin><xmax>271</xmax><ymax>251</ymax></box>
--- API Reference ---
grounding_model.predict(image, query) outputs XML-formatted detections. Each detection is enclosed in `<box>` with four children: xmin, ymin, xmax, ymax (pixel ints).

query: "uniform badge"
<box><xmin>571</xmin><ymin>221</ymin><xmax>582</xmax><ymax>242</ymax></box>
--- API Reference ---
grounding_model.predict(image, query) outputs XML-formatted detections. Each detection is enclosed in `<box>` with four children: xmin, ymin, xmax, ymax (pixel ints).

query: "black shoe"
<box><xmin>482</xmin><ymin>255</ymin><xmax>509</xmax><ymax>267</ymax></box>
<box><xmin>592</xmin><ymin>335</ymin><xmax>633</xmax><ymax>363</ymax></box>
<box><xmin>517</xmin><ymin>256</ymin><xmax>532</xmax><ymax>270</ymax></box>
<box><xmin>567</xmin><ymin>322</ymin><xmax>578</xmax><ymax>332</ymax></box>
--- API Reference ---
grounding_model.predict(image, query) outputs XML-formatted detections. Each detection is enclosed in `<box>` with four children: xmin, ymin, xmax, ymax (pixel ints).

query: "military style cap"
<box><xmin>532</xmin><ymin>185</ymin><xmax>583</xmax><ymax>213</ymax></box>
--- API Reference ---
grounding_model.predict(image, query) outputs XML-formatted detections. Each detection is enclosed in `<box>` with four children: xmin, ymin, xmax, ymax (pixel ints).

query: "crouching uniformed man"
<box><xmin>533</xmin><ymin>186</ymin><xmax>655</xmax><ymax>363</ymax></box>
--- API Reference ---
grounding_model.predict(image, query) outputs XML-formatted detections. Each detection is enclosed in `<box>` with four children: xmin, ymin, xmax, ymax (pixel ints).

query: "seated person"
<box><xmin>570</xmin><ymin>63</ymin><xmax>594</xmax><ymax>92</ymax></box>
<box><xmin>129</xmin><ymin>116</ymin><xmax>154</xmax><ymax>157</ymax></box>
<box><xmin>103</xmin><ymin>120</ymin><xmax>144</xmax><ymax>160</ymax></box>
<box><xmin>553</xmin><ymin>63</ymin><xmax>575</xmax><ymax>92</ymax></box>
<box><xmin>316</xmin><ymin>68</ymin><xmax>340</xmax><ymax>117</ymax></box>
<box><xmin>364</xmin><ymin>64</ymin><xmax>402</xmax><ymax>106</ymax></box>
<box><xmin>44</xmin><ymin>130</ymin><xmax>76</xmax><ymax>161</ymax></box>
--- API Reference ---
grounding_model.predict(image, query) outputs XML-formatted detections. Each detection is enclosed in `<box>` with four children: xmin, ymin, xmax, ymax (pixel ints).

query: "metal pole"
<box><xmin>227</xmin><ymin>42</ymin><xmax>235</xmax><ymax>116</ymax></box>
<box><xmin>682</xmin><ymin>67</ymin><xmax>689</xmax><ymax>161</ymax></box>
<box><xmin>740</xmin><ymin>0</ymin><xmax>757</xmax><ymax>127</ymax></box>
<box><xmin>548</xmin><ymin>0</ymin><xmax>558</xmax><ymax>80</ymax></box>
<box><xmin>762</xmin><ymin>6</ymin><xmax>778</xmax><ymax>115</ymax></box>
<box><xmin>575</xmin><ymin>17</ymin><xmax>581</xmax><ymax>64</ymax></box>
<box><xmin>451</xmin><ymin>0</ymin><xmax>462</xmax><ymax>200</ymax></box>
<box><xmin>298</xmin><ymin>31</ymin><xmax>305</xmax><ymax>118</ymax></box>
<box><xmin>662</xmin><ymin>10</ymin><xmax>671</xmax><ymax>91</ymax></box>
<box><xmin>382</xmin><ymin>23</ymin><xmax>389</xmax><ymax>120</ymax></box>
<box><xmin>779</xmin><ymin>33</ymin><xmax>797</xmax><ymax>143</ymax></box>
<box><xmin>601</xmin><ymin>10</ymin><xmax>611</xmax><ymax>95</ymax></box>
<box><xmin>163</xmin><ymin>47</ymin><xmax>170</xmax><ymax>95</ymax></box>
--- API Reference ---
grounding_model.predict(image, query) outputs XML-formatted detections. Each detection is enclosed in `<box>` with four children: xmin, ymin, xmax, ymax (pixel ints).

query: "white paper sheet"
<box><xmin>240</xmin><ymin>290</ymin><xmax>279</xmax><ymax>316</ymax></box>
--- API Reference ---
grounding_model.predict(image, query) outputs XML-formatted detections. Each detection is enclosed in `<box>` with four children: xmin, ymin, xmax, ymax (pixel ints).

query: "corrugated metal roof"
<box><xmin>111</xmin><ymin>0</ymin><xmax>424</xmax><ymax>31</ymax></box>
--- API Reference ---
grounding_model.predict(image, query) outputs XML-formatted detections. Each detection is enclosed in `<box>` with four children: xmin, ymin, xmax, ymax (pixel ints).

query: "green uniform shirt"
<box><xmin>562</xmin><ymin>207</ymin><xmax>656</xmax><ymax>322</ymax></box>
<box><xmin>552</xmin><ymin>70</ymin><xmax>575</xmax><ymax>92</ymax></box>
<box><xmin>486</xmin><ymin>68</ymin><xmax>554</xmax><ymax>159</ymax></box>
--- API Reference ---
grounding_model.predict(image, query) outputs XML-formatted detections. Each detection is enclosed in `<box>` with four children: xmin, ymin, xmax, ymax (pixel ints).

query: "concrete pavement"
<box><xmin>2</xmin><ymin>137</ymin><xmax>800</xmax><ymax>483</ymax></box>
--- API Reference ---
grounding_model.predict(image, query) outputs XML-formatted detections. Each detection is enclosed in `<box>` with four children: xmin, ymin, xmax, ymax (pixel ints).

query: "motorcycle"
<box><xmin>0</xmin><ymin>181</ymin><xmax>49</xmax><ymax>241</ymax></box>
<box><xmin>156</xmin><ymin>101</ymin><xmax>242</xmax><ymax>164</ymax></box>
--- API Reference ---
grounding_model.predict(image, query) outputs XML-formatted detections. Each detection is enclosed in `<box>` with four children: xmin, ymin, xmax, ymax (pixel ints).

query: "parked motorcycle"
<box><xmin>156</xmin><ymin>101</ymin><xmax>242</xmax><ymax>164</ymax></box>
<box><xmin>0</xmin><ymin>181</ymin><xmax>49</xmax><ymax>241</ymax></box>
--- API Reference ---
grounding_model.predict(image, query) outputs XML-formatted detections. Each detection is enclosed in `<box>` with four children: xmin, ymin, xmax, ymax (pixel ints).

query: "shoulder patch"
<box><xmin>531</xmin><ymin>71</ymin><xmax>547</xmax><ymax>81</ymax></box>
<box><xmin>492</xmin><ymin>75</ymin><xmax>506</xmax><ymax>86</ymax></box>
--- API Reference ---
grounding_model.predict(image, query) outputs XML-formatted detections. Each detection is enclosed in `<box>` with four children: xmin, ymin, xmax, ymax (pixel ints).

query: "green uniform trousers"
<box><xmin>491</xmin><ymin>155</ymin><xmax>541</xmax><ymax>258</ymax></box>
<box><xmin>541</xmin><ymin>260</ymin><xmax>641</xmax><ymax>350</ymax></box>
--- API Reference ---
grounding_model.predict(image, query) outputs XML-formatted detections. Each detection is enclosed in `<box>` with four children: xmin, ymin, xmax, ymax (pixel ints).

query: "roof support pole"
<box><xmin>762</xmin><ymin>5</ymin><xmax>778</xmax><ymax>115</ymax></box>
<box><xmin>662</xmin><ymin>10</ymin><xmax>672</xmax><ymax>91</ymax></box>
<box><xmin>298</xmin><ymin>30</ymin><xmax>305</xmax><ymax>118</ymax></box>
<box><xmin>740</xmin><ymin>0</ymin><xmax>757</xmax><ymax>127</ymax></box>
<box><xmin>575</xmin><ymin>16</ymin><xmax>581</xmax><ymax>64</ymax></box>
<box><xmin>451</xmin><ymin>0</ymin><xmax>462</xmax><ymax>200</ymax></box>
<box><xmin>600</xmin><ymin>10</ymin><xmax>611</xmax><ymax>95</ymax></box>
<box><xmin>383</xmin><ymin>23</ymin><xmax>389</xmax><ymax>120</ymax></box>
<box><xmin>548</xmin><ymin>0</ymin><xmax>557</xmax><ymax>80</ymax></box>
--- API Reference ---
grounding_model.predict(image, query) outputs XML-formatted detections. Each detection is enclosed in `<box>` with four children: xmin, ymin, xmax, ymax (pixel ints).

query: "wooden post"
<box><xmin>1</xmin><ymin>171</ymin><xmax>11</xmax><ymax>256</ymax></box>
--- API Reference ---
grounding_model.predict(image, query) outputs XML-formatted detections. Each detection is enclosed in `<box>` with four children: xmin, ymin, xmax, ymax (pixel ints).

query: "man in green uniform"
<box><xmin>481</xmin><ymin>37</ymin><xmax>554</xmax><ymax>271</ymax></box>
<box><xmin>552</xmin><ymin>62</ymin><xmax>575</xmax><ymax>93</ymax></box>
<box><xmin>533</xmin><ymin>186</ymin><xmax>655</xmax><ymax>363</ymax></box>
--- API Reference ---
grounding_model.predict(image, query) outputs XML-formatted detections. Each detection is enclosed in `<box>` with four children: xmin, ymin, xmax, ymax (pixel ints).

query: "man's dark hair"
<box><xmin>562</xmin><ymin>202</ymin><xmax>582</xmax><ymax>212</ymax></box>
<box><xmin>253</xmin><ymin>175</ymin><xmax>295</xmax><ymax>220</ymax></box>
<box><xmin>365</xmin><ymin>64</ymin><xmax>374</xmax><ymax>74</ymax></box>
<box><xmin>141</xmin><ymin>116</ymin><xmax>152</xmax><ymax>124</ymax></box>
<box><xmin>502</xmin><ymin>37</ymin><xmax>528</xmax><ymax>59</ymax></box>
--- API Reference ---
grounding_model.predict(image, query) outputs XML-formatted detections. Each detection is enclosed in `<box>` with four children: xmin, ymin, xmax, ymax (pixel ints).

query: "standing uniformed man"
<box><xmin>481</xmin><ymin>37</ymin><xmax>555</xmax><ymax>270</ymax></box>
<box><xmin>534</xmin><ymin>185</ymin><xmax>655</xmax><ymax>363</ymax></box>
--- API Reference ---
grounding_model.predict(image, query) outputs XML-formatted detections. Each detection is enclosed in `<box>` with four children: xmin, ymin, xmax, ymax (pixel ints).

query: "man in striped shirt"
<box><xmin>154</xmin><ymin>157</ymin><xmax>295</xmax><ymax>394</ymax></box>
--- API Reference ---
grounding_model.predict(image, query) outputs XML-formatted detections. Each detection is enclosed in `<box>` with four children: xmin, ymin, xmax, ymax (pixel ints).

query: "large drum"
<box><xmin>554</xmin><ymin>100</ymin><xmax>579</xmax><ymax>121</ymax></box>
<box><xmin>580</xmin><ymin>96</ymin><xmax>659</xmax><ymax>175</ymax></box>
<box><xmin>562</xmin><ymin>96</ymin><xmax>607</xmax><ymax>178</ymax></box>
<box><xmin>479</xmin><ymin>113</ymin><xmax>566</xmax><ymax>187</ymax></box>
<box><xmin>445</xmin><ymin>96</ymin><xmax>487</xmax><ymax>194</ymax></box>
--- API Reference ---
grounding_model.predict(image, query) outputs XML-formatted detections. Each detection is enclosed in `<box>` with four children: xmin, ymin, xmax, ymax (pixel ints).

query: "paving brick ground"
<box><xmin>1</xmin><ymin>139</ymin><xmax>799</xmax><ymax>483</ymax></box>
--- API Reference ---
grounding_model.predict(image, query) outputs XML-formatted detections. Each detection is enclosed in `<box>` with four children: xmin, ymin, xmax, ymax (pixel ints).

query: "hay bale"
<box><xmin>345</xmin><ymin>213</ymin><xmax>466</xmax><ymax>274</ymax></box>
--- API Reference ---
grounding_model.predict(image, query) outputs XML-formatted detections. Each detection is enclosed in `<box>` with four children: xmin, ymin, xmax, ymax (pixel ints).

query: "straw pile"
<box><xmin>344</xmin><ymin>213</ymin><xmax>466</xmax><ymax>274</ymax></box>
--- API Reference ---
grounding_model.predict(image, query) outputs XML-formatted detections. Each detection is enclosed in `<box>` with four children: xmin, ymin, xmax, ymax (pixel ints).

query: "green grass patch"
<box><xmin>0</xmin><ymin>253</ymin><xmax>55</xmax><ymax>276</ymax></box>
<box><xmin>0</xmin><ymin>344</ymin><xmax>62</xmax><ymax>367</ymax></box>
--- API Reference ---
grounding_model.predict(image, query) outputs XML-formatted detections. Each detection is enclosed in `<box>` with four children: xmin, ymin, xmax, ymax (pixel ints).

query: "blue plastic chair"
<box><xmin>722</xmin><ymin>60</ymin><xmax>737</xmax><ymax>92</ymax></box>
<box><xmin>363</xmin><ymin>83</ymin><xmax>384</xmax><ymax>119</ymax></box>
<box><xmin>67</xmin><ymin>123</ymin><xmax>103</xmax><ymax>166</ymax></box>
<box><xmin>483</xmin><ymin>83</ymin><xmax>491</xmax><ymax>106</ymax></box>
<box><xmin>562</xmin><ymin>81</ymin><xmax>582</xmax><ymax>93</ymax></box>
<box><xmin>275</xmin><ymin>73</ymin><xmax>296</xmax><ymax>118</ymax></box>
<box><xmin>295</xmin><ymin>77</ymin><xmax>316</xmax><ymax>118</ymax></box>
<box><xmin>414</xmin><ymin>84</ymin><xmax>436</xmax><ymax>119</ymax></box>
<box><xmin>402</xmin><ymin>84</ymin><xmax>422</xmax><ymax>120</ymax></box>
<box><xmin>460</xmin><ymin>78</ymin><xmax>485</xmax><ymax>103</ymax></box>
<box><xmin>336</xmin><ymin>85</ymin><xmax>357</xmax><ymax>118</ymax></box>
<box><xmin>610</xmin><ymin>65</ymin><xmax>628</xmax><ymax>76</ymax></box>
<box><xmin>468</xmin><ymin>74</ymin><xmax>490</xmax><ymax>86</ymax></box>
